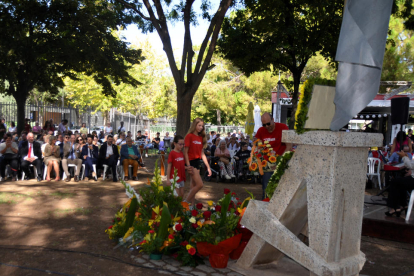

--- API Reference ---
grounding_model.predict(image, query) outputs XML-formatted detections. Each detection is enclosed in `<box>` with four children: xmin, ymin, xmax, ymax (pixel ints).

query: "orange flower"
<box><xmin>263</xmin><ymin>148</ymin><xmax>270</xmax><ymax>153</ymax></box>
<box><xmin>247</xmin><ymin>157</ymin><xmax>251</xmax><ymax>163</ymax></box>
<box><xmin>261</xmin><ymin>160</ymin><xmax>267</xmax><ymax>167</ymax></box>
<box><xmin>181</xmin><ymin>201</ymin><xmax>190</xmax><ymax>211</ymax></box>
<box><xmin>250</xmin><ymin>163</ymin><xmax>258</xmax><ymax>171</ymax></box>
<box><xmin>269</xmin><ymin>156</ymin><xmax>277</xmax><ymax>163</ymax></box>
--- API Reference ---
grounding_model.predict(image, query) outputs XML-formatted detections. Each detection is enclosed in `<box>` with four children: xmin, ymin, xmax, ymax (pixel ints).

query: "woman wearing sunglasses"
<box><xmin>255</xmin><ymin>112</ymin><xmax>292</xmax><ymax>199</ymax></box>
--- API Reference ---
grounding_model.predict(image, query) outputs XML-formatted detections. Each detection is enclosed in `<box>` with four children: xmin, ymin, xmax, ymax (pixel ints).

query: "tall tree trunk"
<box><xmin>14</xmin><ymin>93</ymin><xmax>28</xmax><ymax>135</ymax></box>
<box><xmin>175</xmin><ymin>88</ymin><xmax>193</xmax><ymax>136</ymax></box>
<box><xmin>289</xmin><ymin>72</ymin><xmax>301</xmax><ymax>129</ymax></box>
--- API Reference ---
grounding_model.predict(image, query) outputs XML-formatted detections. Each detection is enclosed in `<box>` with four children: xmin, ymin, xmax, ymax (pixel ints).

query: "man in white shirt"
<box><xmin>116</xmin><ymin>133</ymin><xmax>127</xmax><ymax>146</ymax></box>
<box><xmin>19</xmin><ymin>133</ymin><xmax>43</xmax><ymax>182</ymax></box>
<box><xmin>62</xmin><ymin>134</ymin><xmax>82</xmax><ymax>182</ymax></box>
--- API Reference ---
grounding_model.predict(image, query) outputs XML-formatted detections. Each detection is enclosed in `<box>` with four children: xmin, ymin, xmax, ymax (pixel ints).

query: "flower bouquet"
<box><xmin>248</xmin><ymin>139</ymin><xmax>278</xmax><ymax>175</ymax></box>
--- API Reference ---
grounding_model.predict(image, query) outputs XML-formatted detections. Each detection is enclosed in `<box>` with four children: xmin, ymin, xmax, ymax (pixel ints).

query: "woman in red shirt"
<box><xmin>184</xmin><ymin>118</ymin><xmax>211</xmax><ymax>206</ymax></box>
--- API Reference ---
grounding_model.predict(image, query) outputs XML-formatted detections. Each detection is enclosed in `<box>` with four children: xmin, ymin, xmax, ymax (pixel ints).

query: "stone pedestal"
<box><xmin>235</xmin><ymin>131</ymin><xmax>383</xmax><ymax>276</ymax></box>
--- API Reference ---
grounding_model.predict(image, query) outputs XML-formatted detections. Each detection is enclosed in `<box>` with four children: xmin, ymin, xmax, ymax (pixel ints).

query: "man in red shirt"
<box><xmin>255</xmin><ymin>112</ymin><xmax>292</xmax><ymax>199</ymax></box>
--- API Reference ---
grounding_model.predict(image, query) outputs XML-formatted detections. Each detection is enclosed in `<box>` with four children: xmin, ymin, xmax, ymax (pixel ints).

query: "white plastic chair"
<box><xmin>102</xmin><ymin>164</ymin><xmax>120</xmax><ymax>180</ymax></box>
<box><xmin>406</xmin><ymin>190</ymin><xmax>414</xmax><ymax>222</ymax></box>
<box><xmin>21</xmin><ymin>164</ymin><xmax>37</xmax><ymax>180</ymax></box>
<box><xmin>81</xmin><ymin>164</ymin><xmax>96</xmax><ymax>180</ymax></box>
<box><xmin>62</xmin><ymin>164</ymin><xmax>79</xmax><ymax>180</ymax></box>
<box><xmin>367</xmin><ymin>157</ymin><xmax>382</xmax><ymax>189</ymax></box>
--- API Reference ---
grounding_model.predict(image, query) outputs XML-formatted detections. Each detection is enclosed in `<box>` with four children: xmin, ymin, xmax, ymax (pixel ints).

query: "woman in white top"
<box><xmin>104</xmin><ymin>122</ymin><xmax>113</xmax><ymax>135</ymax></box>
<box><xmin>8</xmin><ymin>122</ymin><xmax>16</xmax><ymax>134</ymax></box>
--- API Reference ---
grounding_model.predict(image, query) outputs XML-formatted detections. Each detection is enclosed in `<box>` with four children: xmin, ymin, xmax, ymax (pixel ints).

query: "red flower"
<box><xmin>203</xmin><ymin>211</ymin><xmax>212</xmax><ymax>219</ymax></box>
<box><xmin>191</xmin><ymin>210</ymin><xmax>198</xmax><ymax>217</ymax></box>
<box><xmin>263</xmin><ymin>155</ymin><xmax>269</xmax><ymax>161</ymax></box>
<box><xmin>139</xmin><ymin>240</ymin><xmax>146</xmax><ymax>245</ymax></box>
<box><xmin>192</xmin><ymin>223</ymin><xmax>198</xmax><ymax>229</ymax></box>
<box><xmin>175</xmin><ymin>223</ymin><xmax>183</xmax><ymax>231</ymax></box>
<box><xmin>235</xmin><ymin>210</ymin><xmax>240</xmax><ymax>216</ymax></box>
<box><xmin>116</xmin><ymin>217</ymin><xmax>121</xmax><ymax>221</ymax></box>
<box><xmin>177</xmin><ymin>218</ymin><xmax>183</xmax><ymax>223</ymax></box>
<box><xmin>224</xmin><ymin>188</ymin><xmax>231</xmax><ymax>195</ymax></box>
<box><xmin>168</xmin><ymin>234</ymin><xmax>174</xmax><ymax>240</ymax></box>
<box><xmin>148</xmin><ymin>230</ymin><xmax>155</xmax><ymax>234</ymax></box>
<box><xmin>263</xmin><ymin>198</ymin><xmax>270</xmax><ymax>202</ymax></box>
<box><xmin>108</xmin><ymin>225</ymin><xmax>113</xmax><ymax>229</ymax></box>
<box><xmin>236</xmin><ymin>198</ymin><xmax>239</xmax><ymax>200</ymax></box>
<box><xmin>237</xmin><ymin>202</ymin><xmax>242</xmax><ymax>206</ymax></box>
<box><xmin>231</xmin><ymin>192</ymin><xmax>236</xmax><ymax>196</ymax></box>
<box><xmin>215</xmin><ymin>205</ymin><xmax>222</xmax><ymax>212</ymax></box>
<box><xmin>180</xmin><ymin>241</ymin><xmax>189</xmax><ymax>247</ymax></box>
<box><xmin>188</xmin><ymin>247</ymin><xmax>196</xmax><ymax>255</ymax></box>
<box><xmin>196</xmin><ymin>203</ymin><xmax>203</xmax><ymax>210</ymax></box>
<box><xmin>172</xmin><ymin>253</ymin><xmax>178</xmax><ymax>259</ymax></box>
<box><xmin>257</xmin><ymin>153</ymin><xmax>262</xmax><ymax>158</ymax></box>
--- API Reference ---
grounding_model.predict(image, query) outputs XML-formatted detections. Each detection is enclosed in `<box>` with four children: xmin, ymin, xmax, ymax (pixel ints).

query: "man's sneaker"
<box><xmin>37</xmin><ymin>175</ymin><xmax>42</xmax><ymax>182</ymax></box>
<box><xmin>224</xmin><ymin>175</ymin><xmax>231</xmax><ymax>180</ymax></box>
<box><xmin>74</xmin><ymin>176</ymin><xmax>79</xmax><ymax>182</ymax></box>
<box><xmin>230</xmin><ymin>174</ymin><xmax>235</xmax><ymax>178</ymax></box>
<box><xmin>145</xmin><ymin>153</ymin><xmax>148</xmax><ymax>158</ymax></box>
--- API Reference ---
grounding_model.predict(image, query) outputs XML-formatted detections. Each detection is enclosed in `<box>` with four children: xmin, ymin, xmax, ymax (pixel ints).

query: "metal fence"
<box><xmin>0</xmin><ymin>102</ymin><xmax>245</xmax><ymax>136</ymax></box>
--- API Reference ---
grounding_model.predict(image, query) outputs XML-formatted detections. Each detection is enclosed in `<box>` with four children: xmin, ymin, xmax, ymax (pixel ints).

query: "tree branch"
<box><xmin>193</xmin><ymin>0</ymin><xmax>232</xmax><ymax>89</ymax></box>
<box><xmin>115</xmin><ymin>0</ymin><xmax>152</xmax><ymax>21</ymax></box>
<box><xmin>184</xmin><ymin>0</ymin><xmax>195</xmax><ymax>86</ymax></box>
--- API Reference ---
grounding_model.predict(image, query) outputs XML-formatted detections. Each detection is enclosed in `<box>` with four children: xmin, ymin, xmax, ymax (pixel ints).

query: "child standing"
<box><xmin>166</xmin><ymin>135</ymin><xmax>187</xmax><ymax>198</ymax></box>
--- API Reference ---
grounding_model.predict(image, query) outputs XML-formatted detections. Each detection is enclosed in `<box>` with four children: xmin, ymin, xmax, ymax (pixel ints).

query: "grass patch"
<box><xmin>50</xmin><ymin>191</ymin><xmax>75</xmax><ymax>199</ymax></box>
<box><xmin>49</xmin><ymin>207</ymin><xmax>92</xmax><ymax>216</ymax></box>
<box><xmin>0</xmin><ymin>192</ymin><xmax>32</xmax><ymax>204</ymax></box>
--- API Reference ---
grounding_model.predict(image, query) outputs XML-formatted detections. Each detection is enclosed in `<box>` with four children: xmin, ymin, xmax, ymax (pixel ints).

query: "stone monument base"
<box><xmin>229</xmin><ymin>257</ymin><xmax>309</xmax><ymax>276</ymax></box>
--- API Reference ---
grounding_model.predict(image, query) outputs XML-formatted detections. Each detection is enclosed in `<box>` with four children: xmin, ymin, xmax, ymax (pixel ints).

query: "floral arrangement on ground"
<box><xmin>105</xmin><ymin>161</ymin><xmax>254</xmax><ymax>267</ymax></box>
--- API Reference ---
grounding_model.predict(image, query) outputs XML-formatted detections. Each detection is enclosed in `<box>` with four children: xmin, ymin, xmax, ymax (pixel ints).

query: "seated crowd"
<box><xmin>0</xmin><ymin>119</ymin><xmax>175</xmax><ymax>182</ymax></box>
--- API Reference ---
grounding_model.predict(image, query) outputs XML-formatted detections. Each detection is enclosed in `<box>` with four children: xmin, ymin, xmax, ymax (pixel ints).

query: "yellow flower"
<box><xmin>269</xmin><ymin>148</ymin><xmax>273</xmax><ymax>151</ymax></box>
<box><xmin>158</xmin><ymin>186</ymin><xmax>164</xmax><ymax>191</ymax></box>
<box><xmin>266</xmin><ymin>144</ymin><xmax>271</xmax><ymax>147</ymax></box>
<box><xmin>189</xmin><ymin>217</ymin><xmax>196</xmax><ymax>223</ymax></box>
<box><xmin>123</xmin><ymin>227</ymin><xmax>134</xmax><ymax>242</ymax></box>
<box><xmin>264</xmin><ymin>140</ymin><xmax>269</xmax><ymax>144</ymax></box>
<box><xmin>207</xmin><ymin>200</ymin><xmax>214</xmax><ymax>206</ymax></box>
<box><xmin>186</xmin><ymin>244</ymin><xmax>193</xmax><ymax>250</ymax></box>
<box><xmin>197</xmin><ymin>221</ymin><xmax>203</xmax><ymax>228</ymax></box>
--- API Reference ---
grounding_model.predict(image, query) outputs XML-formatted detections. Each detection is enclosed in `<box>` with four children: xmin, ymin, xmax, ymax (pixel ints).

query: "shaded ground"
<box><xmin>0</xmin><ymin>156</ymin><xmax>413</xmax><ymax>276</ymax></box>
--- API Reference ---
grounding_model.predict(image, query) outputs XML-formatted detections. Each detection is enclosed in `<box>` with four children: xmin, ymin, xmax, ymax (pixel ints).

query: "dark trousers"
<box><xmin>83</xmin><ymin>157</ymin><xmax>96</xmax><ymax>177</ymax></box>
<box><xmin>102</xmin><ymin>155</ymin><xmax>118</xmax><ymax>181</ymax></box>
<box><xmin>21</xmin><ymin>159</ymin><xmax>43</xmax><ymax>178</ymax></box>
<box><xmin>262</xmin><ymin>171</ymin><xmax>273</xmax><ymax>200</ymax></box>
<box><xmin>0</xmin><ymin>154</ymin><xmax>19</xmax><ymax>178</ymax></box>
<box><xmin>387</xmin><ymin>176</ymin><xmax>414</xmax><ymax>209</ymax></box>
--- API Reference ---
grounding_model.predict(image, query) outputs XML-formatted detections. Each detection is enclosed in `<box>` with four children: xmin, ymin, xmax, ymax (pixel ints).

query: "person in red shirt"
<box><xmin>255</xmin><ymin>112</ymin><xmax>292</xmax><ymax>199</ymax></box>
<box><xmin>184</xmin><ymin>118</ymin><xmax>212</xmax><ymax>206</ymax></box>
<box><xmin>166</xmin><ymin>135</ymin><xmax>188</xmax><ymax>198</ymax></box>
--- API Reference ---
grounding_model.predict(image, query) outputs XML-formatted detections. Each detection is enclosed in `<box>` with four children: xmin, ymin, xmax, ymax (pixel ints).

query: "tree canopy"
<box><xmin>217</xmin><ymin>0</ymin><xmax>344</xmax><ymax>128</ymax></box>
<box><xmin>0</xmin><ymin>0</ymin><xmax>144</xmax><ymax>133</ymax></box>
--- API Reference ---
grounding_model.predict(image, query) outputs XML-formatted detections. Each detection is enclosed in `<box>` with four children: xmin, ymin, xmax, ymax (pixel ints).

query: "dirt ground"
<box><xmin>0</xmin><ymin>156</ymin><xmax>413</xmax><ymax>276</ymax></box>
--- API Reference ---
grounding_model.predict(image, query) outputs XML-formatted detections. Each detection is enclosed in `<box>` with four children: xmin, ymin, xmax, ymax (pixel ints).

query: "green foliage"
<box><xmin>125</xmin><ymin>197</ymin><xmax>138</xmax><ymax>232</ymax></box>
<box><xmin>265</xmin><ymin>151</ymin><xmax>295</xmax><ymax>199</ymax></box>
<box><xmin>0</xmin><ymin>0</ymin><xmax>143</xmax><ymax>133</ymax></box>
<box><xmin>294</xmin><ymin>78</ymin><xmax>336</xmax><ymax>134</ymax></box>
<box><xmin>157</xmin><ymin>203</ymin><xmax>172</xmax><ymax>241</ymax></box>
<box><xmin>218</xmin><ymin>0</ymin><xmax>344</xmax><ymax>127</ymax></box>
